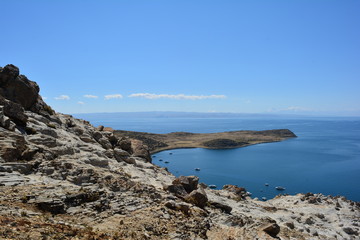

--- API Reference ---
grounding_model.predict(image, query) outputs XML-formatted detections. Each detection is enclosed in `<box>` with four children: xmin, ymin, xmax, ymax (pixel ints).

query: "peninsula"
<box><xmin>114</xmin><ymin>129</ymin><xmax>297</xmax><ymax>153</ymax></box>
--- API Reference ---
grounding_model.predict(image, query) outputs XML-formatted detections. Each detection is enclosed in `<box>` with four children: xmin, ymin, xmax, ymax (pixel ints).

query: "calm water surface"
<box><xmin>75</xmin><ymin>114</ymin><xmax>360</xmax><ymax>201</ymax></box>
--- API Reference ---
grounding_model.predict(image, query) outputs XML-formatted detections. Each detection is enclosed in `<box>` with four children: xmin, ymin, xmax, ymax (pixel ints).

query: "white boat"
<box><xmin>209</xmin><ymin>185</ymin><xmax>217</xmax><ymax>189</ymax></box>
<box><xmin>195</xmin><ymin>168</ymin><xmax>200</xmax><ymax>171</ymax></box>
<box><xmin>275</xmin><ymin>186</ymin><xmax>286</xmax><ymax>190</ymax></box>
<box><xmin>246</xmin><ymin>191</ymin><xmax>252</xmax><ymax>196</ymax></box>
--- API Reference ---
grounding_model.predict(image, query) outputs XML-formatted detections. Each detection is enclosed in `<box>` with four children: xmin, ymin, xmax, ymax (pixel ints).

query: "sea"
<box><xmin>74</xmin><ymin>113</ymin><xmax>360</xmax><ymax>202</ymax></box>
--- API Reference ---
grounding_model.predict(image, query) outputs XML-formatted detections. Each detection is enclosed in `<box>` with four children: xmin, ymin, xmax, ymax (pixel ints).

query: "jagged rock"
<box><xmin>123</xmin><ymin>156</ymin><xmax>136</xmax><ymax>164</ymax></box>
<box><xmin>84</xmin><ymin>158</ymin><xmax>109</xmax><ymax>168</ymax></box>
<box><xmin>0</xmin><ymin>163</ymin><xmax>33</xmax><ymax>174</ymax></box>
<box><xmin>98</xmin><ymin>137</ymin><xmax>112</xmax><ymax>149</ymax></box>
<box><xmin>65</xmin><ymin>191</ymin><xmax>101</xmax><ymax>207</ymax></box>
<box><xmin>0</xmin><ymin>64</ymin><xmax>53</xmax><ymax>116</ymax></box>
<box><xmin>223</xmin><ymin>184</ymin><xmax>247</xmax><ymax>198</ymax></box>
<box><xmin>165</xmin><ymin>184</ymin><xmax>188</xmax><ymax>198</ymax></box>
<box><xmin>172</xmin><ymin>175</ymin><xmax>199</xmax><ymax>193</ymax></box>
<box><xmin>165</xmin><ymin>200</ymin><xmax>191</xmax><ymax>214</ymax></box>
<box><xmin>184</xmin><ymin>187</ymin><xmax>208</xmax><ymax>208</ymax></box>
<box><xmin>343</xmin><ymin>227</ymin><xmax>358</xmax><ymax>235</ymax></box>
<box><xmin>0</xmin><ymin>128</ymin><xmax>27</xmax><ymax>161</ymax></box>
<box><xmin>131</xmin><ymin>139</ymin><xmax>151</xmax><ymax>162</ymax></box>
<box><xmin>80</xmin><ymin>134</ymin><xmax>97</xmax><ymax>143</ymax></box>
<box><xmin>118</xmin><ymin>137</ymin><xmax>132</xmax><ymax>153</ymax></box>
<box><xmin>0</xmin><ymin>96</ymin><xmax>28</xmax><ymax>126</ymax></box>
<box><xmin>114</xmin><ymin>148</ymin><xmax>131</xmax><ymax>162</ymax></box>
<box><xmin>27</xmin><ymin>135</ymin><xmax>57</xmax><ymax>148</ymax></box>
<box><xmin>209</xmin><ymin>201</ymin><xmax>232</xmax><ymax>214</ymax></box>
<box><xmin>36</xmin><ymin>198</ymin><xmax>66</xmax><ymax>214</ymax></box>
<box><xmin>261</xmin><ymin>222</ymin><xmax>280</xmax><ymax>237</ymax></box>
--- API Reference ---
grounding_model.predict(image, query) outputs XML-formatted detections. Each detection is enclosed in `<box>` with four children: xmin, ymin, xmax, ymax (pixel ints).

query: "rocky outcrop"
<box><xmin>0</xmin><ymin>65</ymin><xmax>359</xmax><ymax>240</ymax></box>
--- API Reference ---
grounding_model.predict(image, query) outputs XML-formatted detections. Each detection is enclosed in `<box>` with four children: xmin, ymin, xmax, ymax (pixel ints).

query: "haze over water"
<box><xmin>76</xmin><ymin>113</ymin><xmax>360</xmax><ymax>201</ymax></box>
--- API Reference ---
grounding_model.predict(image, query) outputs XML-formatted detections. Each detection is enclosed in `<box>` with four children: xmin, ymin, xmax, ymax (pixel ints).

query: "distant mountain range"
<box><xmin>73</xmin><ymin>111</ymin><xmax>360</xmax><ymax>119</ymax></box>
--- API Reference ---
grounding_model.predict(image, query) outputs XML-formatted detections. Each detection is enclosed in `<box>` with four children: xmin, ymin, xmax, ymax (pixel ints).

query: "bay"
<box><xmin>74</xmin><ymin>113</ymin><xmax>360</xmax><ymax>201</ymax></box>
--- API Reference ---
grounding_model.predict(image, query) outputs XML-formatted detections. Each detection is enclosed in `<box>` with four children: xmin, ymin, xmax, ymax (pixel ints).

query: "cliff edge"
<box><xmin>0</xmin><ymin>65</ymin><xmax>359</xmax><ymax>239</ymax></box>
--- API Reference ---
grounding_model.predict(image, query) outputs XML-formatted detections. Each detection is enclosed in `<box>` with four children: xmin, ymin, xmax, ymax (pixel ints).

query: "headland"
<box><xmin>114</xmin><ymin>129</ymin><xmax>297</xmax><ymax>153</ymax></box>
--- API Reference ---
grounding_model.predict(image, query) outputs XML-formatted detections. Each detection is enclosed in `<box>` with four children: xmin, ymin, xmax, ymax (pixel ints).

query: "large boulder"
<box><xmin>184</xmin><ymin>187</ymin><xmax>208</xmax><ymax>208</ymax></box>
<box><xmin>0</xmin><ymin>96</ymin><xmax>28</xmax><ymax>126</ymax></box>
<box><xmin>0</xmin><ymin>64</ymin><xmax>54</xmax><ymax>116</ymax></box>
<box><xmin>130</xmin><ymin>139</ymin><xmax>151</xmax><ymax>162</ymax></box>
<box><xmin>172</xmin><ymin>176</ymin><xmax>199</xmax><ymax>193</ymax></box>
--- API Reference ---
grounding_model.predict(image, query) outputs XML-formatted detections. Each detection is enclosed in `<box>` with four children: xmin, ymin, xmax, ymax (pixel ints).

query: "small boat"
<box><xmin>262</xmin><ymin>197</ymin><xmax>267</xmax><ymax>201</ymax></box>
<box><xmin>152</xmin><ymin>155</ymin><xmax>156</xmax><ymax>158</ymax></box>
<box><xmin>195</xmin><ymin>168</ymin><xmax>200</xmax><ymax>171</ymax></box>
<box><xmin>169</xmin><ymin>152</ymin><xmax>173</xmax><ymax>155</ymax></box>
<box><xmin>159</xmin><ymin>159</ymin><xmax>163</xmax><ymax>162</ymax></box>
<box><xmin>209</xmin><ymin>185</ymin><xmax>217</xmax><ymax>189</ymax></box>
<box><xmin>265</xmin><ymin>183</ymin><xmax>269</xmax><ymax>186</ymax></box>
<box><xmin>164</xmin><ymin>161</ymin><xmax>169</xmax><ymax>164</ymax></box>
<box><xmin>275</xmin><ymin>186</ymin><xmax>286</xmax><ymax>191</ymax></box>
<box><xmin>246</xmin><ymin>191</ymin><xmax>252</xmax><ymax>196</ymax></box>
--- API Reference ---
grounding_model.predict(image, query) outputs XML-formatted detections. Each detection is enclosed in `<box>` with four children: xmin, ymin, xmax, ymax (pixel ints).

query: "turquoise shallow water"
<box><xmin>75</xmin><ymin>114</ymin><xmax>360</xmax><ymax>201</ymax></box>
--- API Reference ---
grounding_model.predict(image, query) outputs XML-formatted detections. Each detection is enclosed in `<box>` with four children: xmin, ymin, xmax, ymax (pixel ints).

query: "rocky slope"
<box><xmin>0</xmin><ymin>64</ymin><xmax>359</xmax><ymax>240</ymax></box>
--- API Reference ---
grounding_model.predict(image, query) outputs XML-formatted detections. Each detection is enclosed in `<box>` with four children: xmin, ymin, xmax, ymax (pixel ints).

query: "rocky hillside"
<box><xmin>0</xmin><ymin>64</ymin><xmax>359</xmax><ymax>240</ymax></box>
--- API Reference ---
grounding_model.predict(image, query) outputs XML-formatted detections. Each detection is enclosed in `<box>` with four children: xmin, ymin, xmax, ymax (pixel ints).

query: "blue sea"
<box><xmin>75</xmin><ymin>113</ymin><xmax>360</xmax><ymax>202</ymax></box>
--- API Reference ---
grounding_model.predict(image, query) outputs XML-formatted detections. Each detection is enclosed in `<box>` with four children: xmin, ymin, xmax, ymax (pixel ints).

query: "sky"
<box><xmin>1</xmin><ymin>0</ymin><xmax>360</xmax><ymax>116</ymax></box>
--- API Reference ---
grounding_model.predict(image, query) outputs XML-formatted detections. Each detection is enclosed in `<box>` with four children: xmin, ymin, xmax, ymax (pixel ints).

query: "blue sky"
<box><xmin>1</xmin><ymin>0</ymin><xmax>359</xmax><ymax>115</ymax></box>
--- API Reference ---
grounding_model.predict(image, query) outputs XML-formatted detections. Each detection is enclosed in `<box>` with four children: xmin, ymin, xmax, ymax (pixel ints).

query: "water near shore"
<box><xmin>75</xmin><ymin>113</ymin><xmax>360</xmax><ymax>201</ymax></box>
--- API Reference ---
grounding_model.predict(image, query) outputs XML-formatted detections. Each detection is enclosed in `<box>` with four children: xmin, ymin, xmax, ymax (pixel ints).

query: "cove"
<box><xmin>153</xmin><ymin>136</ymin><xmax>360</xmax><ymax>201</ymax></box>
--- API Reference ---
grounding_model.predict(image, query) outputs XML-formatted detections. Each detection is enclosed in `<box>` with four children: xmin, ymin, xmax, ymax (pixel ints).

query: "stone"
<box><xmin>209</xmin><ymin>201</ymin><xmax>232</xmax><ymax>214</ymax></box>
<box><xmin>130</xmin><ymin>139</ymin><xmax>151</xmax><ymax>162</ymax></box>
<box><xmin>98</xmin><ymin>137</ymin><xmax>112</xmax><ymax>149</ymax></box>
<box><xmin>0</xmin><ymin>65</ymin><xmax>38</xmax><ymax>109</ymax></box>
<box><xmin>172</xmin><ymin>176</ymin><xmax>199</xmax><ymax>193</ymax></box>
<box><xmin>343</xmin><ymin>227</ymin><xmax>358</xmax><ymax>235</ymax></box>
<box><xmin>0</xmin><ymin>96</ymin><xmax>28</xmax><ymax>126</ymax></box>
<box><xmin>27</xmin><ymin>135</ymin><xmax>57</xmax><ymax>148</ymax></box>
<box><xmin>184</xmin><ymin>187</ymin><xmax>208</xmax><ymax>208</ymax></box>
<box><xmin>0</xmin><ymin>128</ymin><xmax>27</xmax><ymax>161</ymax></box>
<box><xmin>0</xmin><ymin>163</ymin><xmax>33</xmax><ymax>174</ymax></box>
<box><xmin>285</xmin><ymin>222</ymin><xmax>295</xmax><ymax>229</ymax></box>
<box><xmin>223</xmin><ymin>184</ymin><xmax>247</xmax><ymax>198</ymax></box>
<box><xmin>123</xmin><ymin>156</ymin><xmax>136</xmax><ymax>165</ymax></box>
<box><xmin>165</xmin><ymin>184</ymin><xmax>188</xmax><ymax>198</ymax></box>
<box><xmin>165</xmin><ymin>201</ymin><xmax>191</xmax><ymax>215</ymax></box>
<box><xmin>114</xmin><ymin>148</ymin><xmax>131</xmax><ymax>162</ymax></box>
<box><xmin>261</xmin><ymin>223</ymin><xmax>280</xmax><ymax>237</ymax></box>
<box><xmin>36</xmin><ymin>198</ymin><xmax>66</xmax><ymax>214</ymax></box>
<box><xmin>118</xmin><ymin>137</ymin><xmax>132</xmax><ymax>153</ymax></box>
<box><xmin>85</xmin><ymin>158</ymin><xmax>109</xmax><ymax>168</ymax></box>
